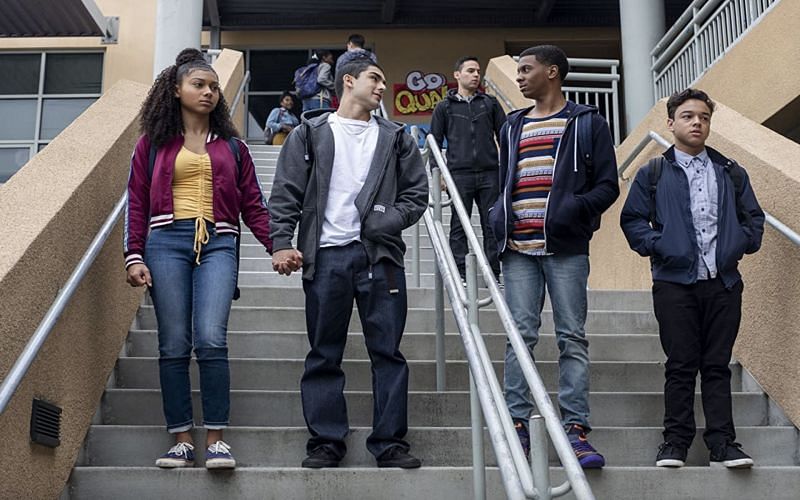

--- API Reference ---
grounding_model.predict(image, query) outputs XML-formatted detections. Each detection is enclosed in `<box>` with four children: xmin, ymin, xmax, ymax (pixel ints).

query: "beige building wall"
<box><xmin>0</xmin><ymin>0</ymin><xmax>158</xmax><ymax>88</ymax></box>
<box><xmin>693</xmin><ymin>0</ymin><xmax>800</xmax><ymax>125</ymax></box>
<box><xmin>0</xmin><ymin>80</ymin><xmax>148</xmax><ymax>499</ymax></box>
<box><xmin>217</xmin><ymin>27</ymin><xmax>619</xmax><ymax>125</ymax></box>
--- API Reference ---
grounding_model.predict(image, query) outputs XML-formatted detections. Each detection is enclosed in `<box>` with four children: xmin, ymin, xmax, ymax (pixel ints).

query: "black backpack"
<box><xmin>646</xmin><ymin>156</ymin><xmax>752</xmax><ymax>230</ymax></box>
<box><xmin>147</xmin><ymin>138</ymin><xmax>245</xmax><ymax>300</ymax></box>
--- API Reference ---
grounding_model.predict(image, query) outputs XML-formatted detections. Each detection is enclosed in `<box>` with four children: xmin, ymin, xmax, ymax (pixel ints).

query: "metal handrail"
<box><xmin>0</xmin><ymin>66</ymin><xmax>250</xmax><ymax>416</ymax></box>
<box><xmin>650</xmin><ymin>0</ymin><xmax>780</xmax><ymax>100</ymax></box>
<box><xmin>0</xmin><ymin>195</ymin><xmax>127</xmax><ymax>414</ymax></box>
<box><xmin>423</xmin><ymin>134</ymin><xmax>594</xmax><ymax>499</ymax></box>
<box><xmin>618</xmin><ymin>130</ymin><xmax>800</xmax><ymax>246</ymax></box>
<box><xmin>229</xmin><ymin>70</ymin><xmax>250</xmax><ymax>118</ymax></box>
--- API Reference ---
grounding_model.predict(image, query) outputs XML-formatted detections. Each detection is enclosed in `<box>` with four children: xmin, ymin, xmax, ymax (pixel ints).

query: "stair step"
<box><xmin>134</xmin><ymin>306</ymin><xmax>659</xmax><ymax>334</ymax></box>
<box><xmin>114</xmin><ymin>358</ymin><xmax>736</xmax><ymax>392</ymax></box>
<box><xmin>214</xmin><ymin>287</ymin><xmax>654</xmax><ymax>311</ymax></box>
<box><xmin>66</xmin><ymin>466</ymin><xmax>800</xmax><ymax>500</ymax></box>
<box><xmin>125</xmin><ymin>330</ymin><xmax>664</xmax><ymax>361</ymax></box>
<box><xmin>100</xmin><ymin>390</ymin><xmax>770</xmax><ymax>428</ymax></box>
<box><xmin>78</xmin><ymin>425</ymin><xmax>799</xmax><ymax>467</ymax></box>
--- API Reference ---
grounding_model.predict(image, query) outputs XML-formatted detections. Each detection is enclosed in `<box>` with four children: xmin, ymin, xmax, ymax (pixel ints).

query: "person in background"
<box><xmin>124</xmin><ymin>48</ymin><xmax>273</xmax><ymax>470</ymax></box>
<box><xmin>429</xmin><ymin>56</ymin><xmax>505</xmax><ymax>285</ymax></box>
<box><xmin>265</xmin><ymin>91</ymin><xmax>300</xmax><ymax>145</ymax></box>
<box><xmin>335</xmin><ymin>33</ymin><xmax>377</xmax><ymax>74</ymax></box>
<box><xmin>303</xmin><ymin>50</ymin><xmax>335</xmax><ymax>112</ymax></box>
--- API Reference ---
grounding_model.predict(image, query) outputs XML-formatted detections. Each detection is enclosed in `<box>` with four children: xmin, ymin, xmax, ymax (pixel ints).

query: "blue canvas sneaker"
<box><xmin>205</xmin><ymin>440</ymin><xmax>236</xmax><ymax>469</ymax></box>
<box><xmin>155</xmin><ymin>442</ymin><xmax>195</xmax><ymax>468</ymax></box>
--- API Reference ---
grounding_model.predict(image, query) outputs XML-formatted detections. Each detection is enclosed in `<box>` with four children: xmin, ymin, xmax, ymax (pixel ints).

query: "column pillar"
<box><xmin>152</xmin><ymin>0</ymin><xmax>204</xmax><ymax>79</ymax></box>
<box><xmin>619</xmin><ymin>0</ymin><xmax>666</xmax><ymax>134</ymax></box>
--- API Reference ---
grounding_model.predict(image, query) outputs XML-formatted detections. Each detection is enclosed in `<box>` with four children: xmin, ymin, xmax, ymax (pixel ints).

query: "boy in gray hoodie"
<box><xmin>269</xmin><ymin>58</ymin><xmax>428</xmax><ymax>469</ymax></box>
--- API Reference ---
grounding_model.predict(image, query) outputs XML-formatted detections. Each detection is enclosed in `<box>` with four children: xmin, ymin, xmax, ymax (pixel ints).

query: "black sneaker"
<box><xmin>302</xmin><ymin>446</ymin><xmax>342</xmax><ymax>468</ymax></box>
<box><xmin>376</xmin><ymin>446</ymin><xmax>422</xmax><ymax>469</ymax></box>
<box><xmin>710</xmin><ymin>442</ymin><xmax>754</xmax><ymax>469</ymax></box>
<box><xmin>656</xmin><ymin>442</ymin><xmax>687</xmax><ymax>468</ymax></box>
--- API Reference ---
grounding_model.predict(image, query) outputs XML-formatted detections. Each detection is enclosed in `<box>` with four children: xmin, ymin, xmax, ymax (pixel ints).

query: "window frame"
<box><xmin>0</xmin><ymin>50</ymin><xmax>103</xmax><ymax>157</ymax></box>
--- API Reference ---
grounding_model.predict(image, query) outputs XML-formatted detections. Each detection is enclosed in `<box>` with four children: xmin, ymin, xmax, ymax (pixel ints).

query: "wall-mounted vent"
<box><xmin>30</xmin><ymin>398</ymin><xmax>61</xmax><ymax>448</ymax></box>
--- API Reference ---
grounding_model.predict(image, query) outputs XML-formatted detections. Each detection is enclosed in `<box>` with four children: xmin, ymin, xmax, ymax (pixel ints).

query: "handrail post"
<box><xmin>530</xmin><ymin>415</ymin><xmax>552</xmax><ymax>500</ymax></box>
<box><xmin>432</xmin><ymin>167</ymin><xmax>446</xmax><ymax>392</ymax></box>
<box><xmin>466</xmin><ymin>253</ymin><xmax>486</xmax><ymax>500</ymax></box>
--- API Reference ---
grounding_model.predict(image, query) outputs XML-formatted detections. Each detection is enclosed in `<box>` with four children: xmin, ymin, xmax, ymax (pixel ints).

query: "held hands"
<box><xmin>272</xmin><ymin>248</ymin><xmax>303</xmax><ymax>276</ymax></box>
<box><xmin>280</xmin><ymin>124</ymin><xmax>294</xmax><ymax>133</ymax></box>
<box><xmin>127</xmin><ymin>263</ymin><xmax>152</xmax><ymax>287</ymax></box>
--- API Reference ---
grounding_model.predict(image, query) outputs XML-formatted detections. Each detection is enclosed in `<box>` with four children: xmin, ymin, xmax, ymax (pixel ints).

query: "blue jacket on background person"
<box><xmin>620</xmin><ymin>145</ymin><xmax>765</xmax><ymax>288</ymax></box>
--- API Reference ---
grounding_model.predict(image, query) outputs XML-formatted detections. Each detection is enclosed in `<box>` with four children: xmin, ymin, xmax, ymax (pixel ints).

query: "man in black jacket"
<box><xmin>430</xmin><ymin>56</ymin><xmax>506</xmax><ymax>281</ymax></box>
<box><xmin>621</xmin><ymin>88</ymin><xmax>764</xmax><ymax>469</ymax></box>
<box><xmin>490</xmin><ymin>45</ymin><xmax>619</xmax><ymax>468</ymax></box>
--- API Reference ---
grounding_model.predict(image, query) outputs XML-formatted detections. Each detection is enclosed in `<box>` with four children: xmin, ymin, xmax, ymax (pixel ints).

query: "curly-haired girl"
<box><xmin>123</xmin><ymin>48</ymin><xmax>274</xmax><ymax>469</ymax></box>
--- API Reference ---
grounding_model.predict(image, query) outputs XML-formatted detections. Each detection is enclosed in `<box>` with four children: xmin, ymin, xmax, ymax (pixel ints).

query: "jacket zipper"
<box><xmin>541</xmin><ymin>115</ymin><xmax>575</xmax><ymax>254</ymax></box>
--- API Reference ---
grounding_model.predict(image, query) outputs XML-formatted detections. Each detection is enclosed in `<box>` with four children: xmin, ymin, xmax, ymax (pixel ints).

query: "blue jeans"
<box><xmin>502</xmin><ymin>251</ymin><xmax>591</xmax><ymax>430</ymax></box>
<box><xmin>301</xmin><ymin>242</ymin><xmax>410</xmax><ymax>458</ymax></box>
<box><xmin>302</xmin><ymin>96</ymin><xmax>330</xmax><ymax>112</ymax></box>
<box><xmin>145</xmin><ymin>220</ymin><xmax>237</xmax><ymax>433</ymax></box>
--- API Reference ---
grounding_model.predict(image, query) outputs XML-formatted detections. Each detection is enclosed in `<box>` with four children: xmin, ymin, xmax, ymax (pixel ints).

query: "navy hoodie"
<box><xmin>489</xmin><ymin>101</ymin><xmax>620</xmax><ymax>256</ymax></box>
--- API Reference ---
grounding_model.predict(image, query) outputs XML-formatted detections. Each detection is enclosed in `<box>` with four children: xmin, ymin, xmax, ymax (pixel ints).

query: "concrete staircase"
<box><xmin>65</xmin><ymin>145</ymin><xmax>800</xmax><ymax>499</ymax></box>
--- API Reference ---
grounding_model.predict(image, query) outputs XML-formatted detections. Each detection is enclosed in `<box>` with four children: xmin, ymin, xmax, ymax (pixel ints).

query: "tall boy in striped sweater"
<box><xmin>489</xmin><ymin>45</ymin><xmax>620</xmax><ymax>468</ymax></box>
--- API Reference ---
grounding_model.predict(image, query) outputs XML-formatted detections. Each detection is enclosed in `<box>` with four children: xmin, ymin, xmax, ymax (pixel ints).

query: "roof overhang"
<box><xmin>0</xmin><ymin>0</ymin><xmax>118</xmax><ymax>43</ymax></box>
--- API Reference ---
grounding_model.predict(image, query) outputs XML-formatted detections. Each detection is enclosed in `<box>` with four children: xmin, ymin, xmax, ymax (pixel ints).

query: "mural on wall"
<box><xmin>393</xmin><ymin>70</ymin><xmax>456</xmax><ymax>116</ymax></box>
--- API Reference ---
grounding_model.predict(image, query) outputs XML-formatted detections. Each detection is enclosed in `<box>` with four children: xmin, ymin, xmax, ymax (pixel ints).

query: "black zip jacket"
<box><xmin>489</xmin><ymin>101</ymin><xmax>620</xmax><ymax>256</ymax></box>
<box><xmin>429</xmin><ymin>89</ymin><xmax>505</xmax><ymax>172</ymax></box>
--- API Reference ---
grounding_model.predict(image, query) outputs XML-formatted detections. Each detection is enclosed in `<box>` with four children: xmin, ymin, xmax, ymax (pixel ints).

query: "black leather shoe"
<box><xmin>302</xmin><ymin>446</ymin><xmax>342</xmax><ymax>468</ymax></box>
<box><xmin>376</xmin><ymin>447</ymin><xmax>422</xmax><ymax>469</ymax></box>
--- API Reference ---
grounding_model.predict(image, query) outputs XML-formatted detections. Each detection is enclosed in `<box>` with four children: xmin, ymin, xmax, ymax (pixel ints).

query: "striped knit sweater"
<box><xmin>508</xmin><ymin>108</ymin><xmax>569</xmax><ymax>255</ymax></box>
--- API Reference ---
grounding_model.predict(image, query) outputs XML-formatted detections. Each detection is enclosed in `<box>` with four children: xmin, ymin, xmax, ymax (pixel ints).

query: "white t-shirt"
<box><xmin>319</xmin><ymin>113</ymin><xmax>380</xmax><ymax>247</ymax></box>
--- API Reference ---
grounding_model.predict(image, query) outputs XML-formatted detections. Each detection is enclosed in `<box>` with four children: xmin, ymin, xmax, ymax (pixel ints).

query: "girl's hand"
<box><xmin>126</xmin><ymin>263</ymin><xmax>152</xmax><ymax>287</ymax></box>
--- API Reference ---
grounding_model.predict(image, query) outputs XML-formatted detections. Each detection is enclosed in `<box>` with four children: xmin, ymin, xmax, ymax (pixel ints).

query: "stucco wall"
<box><xmin>0</xmin><ymin>49</ymin><xmax>245</xmax><ymax>499</ymax></box>
<box><xmin>0</xmin><ymin>80</ymin><xmax>148</xmax><ymax>499</ymax></box>
<box><xmin>693</xmin><ymin>0</ymin><xmax>800</xmax><ymax>125</ymax></box>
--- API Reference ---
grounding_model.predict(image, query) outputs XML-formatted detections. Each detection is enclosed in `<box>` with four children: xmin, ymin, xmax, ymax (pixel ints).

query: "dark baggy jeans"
<box><xmin>652</xmin><ymin>277</ymin><xmax>743</xmax><ymax>449</ymax></box>
<box><xmin>301</xmin><ymin>241</ymin><xmax>410</xmax><ymax>458</ymax></box>
<box><xmin>449</xmin><ymin>170</ymin><xmax>501</xmax><ymax>278</ymax></box>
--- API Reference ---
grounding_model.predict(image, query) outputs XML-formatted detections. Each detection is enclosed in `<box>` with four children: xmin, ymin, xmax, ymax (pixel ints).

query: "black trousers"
<box><xmin>301</xmin><ymin>242</ymin><xmax>410</xmax><ymax>459</ymax></box>
<box><xmin>449</xmin><ymin>170</ymin><xmax>501</xmax><ymax>278</ymax></box>
<box><xmin>652</xmin><ymin>277</ymin><xmax>743</xmax><ymax>449</ymax></box>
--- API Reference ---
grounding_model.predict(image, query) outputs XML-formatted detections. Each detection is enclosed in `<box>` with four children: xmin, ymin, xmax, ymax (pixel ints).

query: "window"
<box><xmin>244</xmin><ymin>49</ymin><xmax>344</xmax><ymax>140</ymax></box>
<box><xmin>0</xmin><ymin>52</ymin><xmax>103</xmax><ymax>183</ymax></box>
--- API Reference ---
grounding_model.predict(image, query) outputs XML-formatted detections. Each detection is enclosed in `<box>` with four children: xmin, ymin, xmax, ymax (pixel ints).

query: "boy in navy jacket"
<box><xmin>620</xmin><ymin>88</ymin><xmax>764</xmax><ymax>468</ymax></box>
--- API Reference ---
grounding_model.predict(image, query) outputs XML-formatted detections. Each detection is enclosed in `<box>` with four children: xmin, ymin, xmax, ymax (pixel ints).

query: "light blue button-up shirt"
<box><xmin>675</xmin><ymin>147</ymin><xmax>718</xmax><ymax>280</ymax></box>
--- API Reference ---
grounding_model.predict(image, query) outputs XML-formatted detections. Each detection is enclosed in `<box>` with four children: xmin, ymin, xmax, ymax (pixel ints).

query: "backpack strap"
<box><xmin>647</xmin><ymin>157</ymin><xmax>664</xmax><ymax>229</ymax></box>
<box><xmin>727</xmin><ymin>160</ymin><xmax>753</xmax><ymax>229</ymax></box>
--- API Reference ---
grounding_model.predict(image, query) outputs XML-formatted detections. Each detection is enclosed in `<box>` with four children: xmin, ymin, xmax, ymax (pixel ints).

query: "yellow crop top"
<box><xmin>172</xmin><ymin>147</ymin><xmax>215</xmax><ymax>264</ymax></box>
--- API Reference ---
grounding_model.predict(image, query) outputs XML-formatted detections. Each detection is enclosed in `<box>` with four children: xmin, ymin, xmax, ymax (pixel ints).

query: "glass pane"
<box><xmin>249</xmin><ymin>50</ymin><xmax>308</xmax><ymax>92</ymax></box>
<box><xmin>0</xmin><ymin>148</ymin><xmax>31</xmax><ymax>183</ymax></box>
<box><xmin>40</xmin><ymin>98</ymin><xmax>96</xmax><ymax>140</ymax></box>
<box><xmin>0</xmin><ymin>100</ymin><xmax>37</xmax><ymax>140</ymax></box>
<box><xmin>44</xmin><ymin>53</ymin><xmax>103</xmax><ymax>94</ymax></box>
<box><xmin>0</xmin><ymin>54</ymin><xmax>41</xmax><ymax>95</ymax></box>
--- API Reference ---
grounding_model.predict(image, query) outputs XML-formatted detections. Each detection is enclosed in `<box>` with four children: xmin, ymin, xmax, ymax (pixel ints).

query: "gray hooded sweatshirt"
<box><xmin>268</xmin><ymin>112</ymin><xmax>428</xmax><ymax>280</ymax></box>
